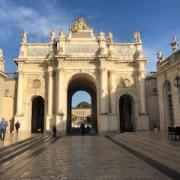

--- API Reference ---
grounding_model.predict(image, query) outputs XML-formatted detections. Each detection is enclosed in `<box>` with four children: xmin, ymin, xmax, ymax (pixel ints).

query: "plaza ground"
<box><xmin>0</xmin><ymin>132</ymin><xmax>180</xmax><ymax>180</ymax></box>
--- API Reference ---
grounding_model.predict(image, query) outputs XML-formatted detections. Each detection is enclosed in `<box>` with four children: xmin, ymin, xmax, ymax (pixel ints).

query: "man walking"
<box><xmin>15</xmin><ymin>121</ymin><xmax>20</xmax><ymax>134</ymax></box>
<box><xmin>0</xmin><ymin>118</ymin><xmax>8</xmax><ymax>141</ymax></box>
<box><xmin>52</xmin><ymin>125</ymin><xmax>57</xmax><ymax>138</ymax></box>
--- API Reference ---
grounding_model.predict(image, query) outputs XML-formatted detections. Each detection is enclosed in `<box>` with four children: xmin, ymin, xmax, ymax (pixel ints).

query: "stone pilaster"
<box><xmin>16</xmin><ymin>70</ymin><xmax>23</xmax><ymax>115</ymax></box>
<box><xmin>109</xmin><ymin>70</ymin><xmax>116</xmax><ymax>114</ymax></box>
<box><xmin>100</xmin><ymin>68</ymin><xmax>108</xmax><ymax>114</ymax></box>
<box><xmin>137</xmin><ymin>61</ymin><xmax>149</xmax><ymax>130</ymax></box>
<box><xmin>46</xmin><ymin>70</ymin><xmax>53</xmax><ymax>131</ymax></box>
<box><xmin>138</xmin><ymin>62</ymin><xmax>146</xmax><ymax>114</ymax></box>
<box><xmin>57</xmin><ymin>68</ymin><xmax>64</xmax><ymax>114</ymax></box>
<box><xmin>47</xmin><ymin>70</ymin><xmax>53</xmax><ymax>115</ymax></box>
<box><xmin>56</xmin><ymin>67</ymin><xmax>65</xmax><ymax>133</ymax></box>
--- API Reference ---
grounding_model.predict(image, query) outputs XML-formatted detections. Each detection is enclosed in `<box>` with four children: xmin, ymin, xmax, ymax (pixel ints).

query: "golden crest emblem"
<box><xmin>71</xmin><ymin>18</ymin><xmax>89</xmax><ymax>33</ymax></box>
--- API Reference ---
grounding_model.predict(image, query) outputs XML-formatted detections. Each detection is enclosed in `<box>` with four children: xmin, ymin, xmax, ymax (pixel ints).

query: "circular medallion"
<box><xmin>33</xmin><ymin>79</ymin><xmax>41</xmax><ymax>89</ymax></box>
<box><xmin>123</xmin><ymin>79</ymin><xmax>130</xmax><ymax>88</ymax></box>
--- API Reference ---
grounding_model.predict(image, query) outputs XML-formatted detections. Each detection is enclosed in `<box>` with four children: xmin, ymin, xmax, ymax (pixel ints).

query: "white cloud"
<box><xmin>0</xmin><ymin>0</ymin><xmax>73</xmax><ymax>42</ymax></box>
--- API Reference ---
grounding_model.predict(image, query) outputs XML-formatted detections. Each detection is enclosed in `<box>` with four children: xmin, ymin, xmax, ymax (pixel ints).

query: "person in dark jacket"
<box><xmin>52</xmin><ymin>125</ymin><xmax>57</xmax><ymax>138</ymax></box>
<box><xmin>15</xmin><ymin>121</ymin><xmax>20</xmax><ymax>134</ymax></box>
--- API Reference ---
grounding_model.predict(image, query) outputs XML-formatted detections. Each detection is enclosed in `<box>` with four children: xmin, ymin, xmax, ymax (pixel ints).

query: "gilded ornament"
<box><xmin>71</xmin><ymin>18</ymin><xmax>89</xmax><ymax>33</ymax></box>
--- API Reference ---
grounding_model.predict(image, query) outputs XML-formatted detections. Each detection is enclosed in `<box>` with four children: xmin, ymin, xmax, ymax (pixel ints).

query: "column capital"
<box><xmin>17</xmin><ymin>70</ymin><xmax>24</xmax><ymax>74</ymax></box>
<box><xmin>100</xmin><ymin>68</ymin><xmax>107</xmax><ymax>72</ymax></box>
<box><xmin>56</xmin><ymin>67</ymin><xmax>64</xmax><ymax>72</ymax></box>
<box><xmin>48</xmin><ymin>70</ymin><xmax>53</xmax><ymax>77</ymax></box>
<box><xmin>109</xmin><ymin>70</ymin><xmax>116</xmax><ymax>74</ymax></box>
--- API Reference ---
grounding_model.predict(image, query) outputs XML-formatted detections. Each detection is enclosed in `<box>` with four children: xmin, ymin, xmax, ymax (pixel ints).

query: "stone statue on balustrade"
<box><xmin>157</xmin><ymin>51</ymin><xmax>164</xmax><ymax>62</ymax></box>
<box><xmin>107</xmin><ymin>31</ymin><xmax>113</xmax><ymax>43</ymax></box>
<box><xmin>98</xmin><ymin>31</ymin><xmax>106</xmax><ymax>41</ymax></box>
<box><xmin>171</xmin><ymin>36</ymin><xmax>179</xmax><ymax>52</ymax></box>
<box><xmin>50</xmin><ymin>31</ymin><xmax>56</xmax><ymax>43</ymax></box>
<box><xmin>58</xmin><ymin>29</ymin><xmax>65</xmax><ymax>40</ymax></box>
<box><xmin>134</xmin><ymin>31</ymin><xmax>142</xmax><ymax>43</ymax></box>
<box><xmin>0</xmin><ymin>48</ymin><xmax>3</xmax><ymax>60</ymax></box>
<box><xmin>21</xmin><ymin>31</ymin><xmax>27</xmax><ymax>43</ymax></box>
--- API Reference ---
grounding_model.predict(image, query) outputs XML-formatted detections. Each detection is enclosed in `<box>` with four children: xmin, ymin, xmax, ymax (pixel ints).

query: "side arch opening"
<box><xmin>31</xmin><ymin>96</ymin><xmax>44</xmax><ymax>133</ymax></box>
<box><xmin>119</xmin><ymin>94</ymin><xmax>134</xmax><ymax>132</ymax></box>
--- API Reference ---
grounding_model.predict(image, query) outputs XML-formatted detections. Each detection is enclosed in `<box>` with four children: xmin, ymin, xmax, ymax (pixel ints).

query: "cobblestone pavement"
<box><xmin>11</xmin><ymin>136</ymin><xmax>171</xmax><ymax>180</ymax></box>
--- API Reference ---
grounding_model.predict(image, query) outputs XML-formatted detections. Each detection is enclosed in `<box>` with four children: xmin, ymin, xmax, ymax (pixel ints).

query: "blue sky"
<box><xmin>72</xmin><ymin>91</ymin><xmax>91</xmax><ymax>107</ymax></box>
<box><xmin>0</xmin><ymin>0</ymin><xmax>180</xmax><ymax>106</ymax></box>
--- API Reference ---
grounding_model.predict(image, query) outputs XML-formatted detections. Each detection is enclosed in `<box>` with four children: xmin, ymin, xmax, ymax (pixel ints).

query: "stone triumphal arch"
<box><xmin>13</xmin><ymin>18</ymin><xmax>149</xmax><ymax>134</ymax></box>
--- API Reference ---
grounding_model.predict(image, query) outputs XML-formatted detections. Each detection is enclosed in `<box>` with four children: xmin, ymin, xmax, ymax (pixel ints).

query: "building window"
<box><xmin>167</xmin><ymin>83</ymin><xmax>174</xmax><ymax>126</ymax></box>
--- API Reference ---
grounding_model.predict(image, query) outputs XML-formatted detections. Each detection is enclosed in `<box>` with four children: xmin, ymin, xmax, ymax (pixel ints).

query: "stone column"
<box><xmin>46</xmin><ymin>70</ymin><xmax>53</xmax><ymax>131</ymax></box>
<box><xmin>58</xmin><ymin>68</ymin><xmax>64</xmax><ymax>114</ymax></box>
<box><xmin>138</xmin><ymin>62</ymin><xmax>146</xmax><ymax>114</ymax></box>
<box><xmin>140</xmin><ymin>77</ymin><xmax>146</xmax><ymax>114</ymax></box>
<box><xmin>16</xmin><ymin>71</ymin><xmax>23</xmax><ymax>115</ymax></box>
<box><xmin>56</xmin><ymin>67</ymin><xmax>65</xmax><ymax>132</ymax></box>
<box><xmin>137</xmin><ymin>61</ymin><xmax>149</xmax><ymax>130</ymax></box>
<box><xmin>100</xmin><ymin>68</ymin><xmax>108</xmax><ymax>114</ymax></box>
<box><xmin>109</xmin><ymin>71</ymin><xmax>116</xmax><ymax>114</ymax></box>
<box><xmin>47</xmin><ymin>70</ymin><xmax>53</xmax><ymax>115</ymax></box>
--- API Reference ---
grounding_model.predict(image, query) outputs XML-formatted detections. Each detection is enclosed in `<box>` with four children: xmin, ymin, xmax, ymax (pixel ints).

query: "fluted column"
<box><xmin>100</xmin><ymin>68</ymin><xmax>108</xmax><ymax>114</ymax></box>
<box><xmin>48</xmin><ymin>70</ymin><xmax>53</xmax><ymax>115</ymax></box>
<box><xmin>16</xmin><ymin>70</ymin><xmax>23</xmax><ymax>115</ymax></box>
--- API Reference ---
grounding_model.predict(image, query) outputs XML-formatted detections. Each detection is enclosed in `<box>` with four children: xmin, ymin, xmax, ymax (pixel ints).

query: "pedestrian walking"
<box><xmin>0</xmin><ymin>118</ymin><xmax>8</xmax><ymax>141</ymax></box>
<box><xmin>80</xmin><ymin>123</ymin><xmax>86</xmax><ymax>135</ymax></box>
<box><xmin>52</xmin><ymin>125</ymin><xmax>57</xmax><ymax>138</ymax></box>
<box><xmin>15</xmin><ymin>121</ymin><xmax>20</xmax><ymax>134</ymax></box>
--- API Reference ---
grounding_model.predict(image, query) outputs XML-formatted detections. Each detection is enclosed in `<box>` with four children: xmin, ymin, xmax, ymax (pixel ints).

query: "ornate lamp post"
<box><xmin>174</xmin><ymin>76</ymin><xmax>180</xmax><ymax>88</ymax></box>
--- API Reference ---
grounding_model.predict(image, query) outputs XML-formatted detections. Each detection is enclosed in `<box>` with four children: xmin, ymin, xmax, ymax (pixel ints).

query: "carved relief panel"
<box><xmin>117</xmin><ymin>74</ymin><xmax>135</xmax><ymax>88</ymax></box>
<box><xmin>26</xmin><ymin>74</ymin><xmax>45</xmax><ymax>90</ymax></box>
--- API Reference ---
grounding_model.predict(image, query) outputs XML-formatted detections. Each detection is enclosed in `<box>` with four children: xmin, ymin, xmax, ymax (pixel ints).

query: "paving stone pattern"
<box><xmin>12</xmin><ymin>136</ymin><xmax>171</xmax><ymax>180</ymax></box>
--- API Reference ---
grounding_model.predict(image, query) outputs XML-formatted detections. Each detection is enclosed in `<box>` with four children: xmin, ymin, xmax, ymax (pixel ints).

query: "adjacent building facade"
<box><xmin>156</xmin><ymin>39</ymin><xmax>180</xmax><ymax>131</ymax></box>
<box><xmin>0</xmin><ymin>18</ymin><xmax>161</xmax><ymax>134</ymax></box>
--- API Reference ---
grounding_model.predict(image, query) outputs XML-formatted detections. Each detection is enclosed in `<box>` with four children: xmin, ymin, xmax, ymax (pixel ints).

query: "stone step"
<box><xmin>0</xmin><ymin>134</ymin><xmax>44</xmax><ymax>154</ymax></box>
<box><xmin>118</xmin><ymin>133</ymin><xmax>180</xmax><ymax>159</ymax></box>
<box><xmin>0</xmin><ymin>136</ymin><xmax>57</xmax><ymax>180</ymax></box>
<box><xmin>0</xmin><ymin>135</ymin><xmax>51</xmax><ymax>163</ymax></box>
<box><xmin>0</xmin><ymin>136</ymin><xmax>36</xmax><ymax>151</ymax></box>
<box><xmin>111</xmin><ymin>134</ymin><xmax>180</xmax><ymax>173</ymax></box>
<box><xmin>128</xmin><ymin>132</ymin><xmax>180</xmax><ymax>151</ymax></box>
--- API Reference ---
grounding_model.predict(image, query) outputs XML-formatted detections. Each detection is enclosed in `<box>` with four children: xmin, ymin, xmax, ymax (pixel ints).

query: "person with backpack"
<box><xmin>0</xmin><ymin>118</ymin><xmax>8</xmax><ymax>141</ymax></box>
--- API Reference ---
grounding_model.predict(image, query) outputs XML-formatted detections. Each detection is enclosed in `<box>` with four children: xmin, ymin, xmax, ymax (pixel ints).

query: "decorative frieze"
<box><xmin>26</xmin><ymin>47</ymin><xmax>49</xmax><ymax>57</ymax></box>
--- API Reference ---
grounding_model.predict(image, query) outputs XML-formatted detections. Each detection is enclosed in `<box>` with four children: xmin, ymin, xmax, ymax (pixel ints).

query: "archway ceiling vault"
<box><xmin>68</xmin><ymin>77</ymin><xmax>96</xmax><ymax>97</ymax></box>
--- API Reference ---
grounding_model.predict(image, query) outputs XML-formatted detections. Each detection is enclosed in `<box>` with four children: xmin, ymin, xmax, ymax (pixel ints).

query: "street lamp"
<box><xmin>174</xmin><ymin>76</ymin><xmax>180</xmax><ymax>88</ymax></box>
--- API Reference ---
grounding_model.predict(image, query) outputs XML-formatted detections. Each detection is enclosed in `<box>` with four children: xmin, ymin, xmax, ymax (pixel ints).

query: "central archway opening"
<box><xmin>119</xmin><ymin>94</ymin><xmax>134</xmax><ymax>132</ymax></box>
<box><xmin>31</xmin><ymin>96</ymin><xmax>44</xmax><ymax>133</ymax></box>
<box><xmin>67</xmin><ymin>74</ymin><xmax>97</xmax><ymax>135</ymax></box>
<box><xmin>71</xmin><ymin>91</ymin><xmax>92</xmax><ymax>133</ymax></box>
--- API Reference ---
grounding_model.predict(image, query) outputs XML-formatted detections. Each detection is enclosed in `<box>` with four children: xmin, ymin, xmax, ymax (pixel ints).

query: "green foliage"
<box><xmin>75</xmin><ymin>101</ymin><xmax>91</xmax><ymax>108</ymax></box>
